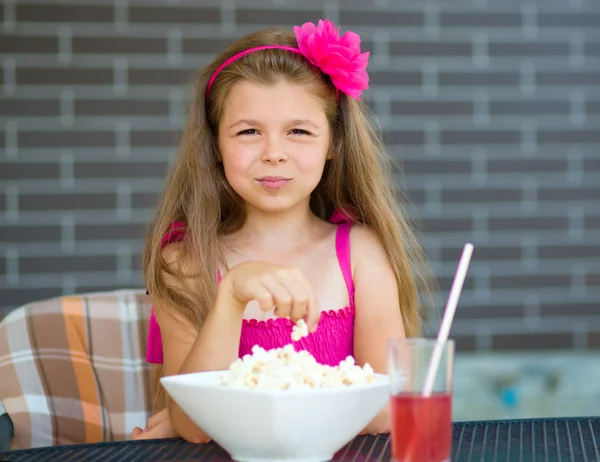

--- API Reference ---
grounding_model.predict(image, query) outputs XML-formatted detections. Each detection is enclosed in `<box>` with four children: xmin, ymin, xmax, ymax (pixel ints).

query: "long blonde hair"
<box><xmin>143</xmin><ymin>28</ymin><xmax>434</xmax><ymax>411</ymax></box>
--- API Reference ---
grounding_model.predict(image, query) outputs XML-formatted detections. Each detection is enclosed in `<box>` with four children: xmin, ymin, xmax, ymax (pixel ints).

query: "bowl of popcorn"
<box><xmin>161</xmin><ymin>321</ymin><xmax>390</xmax><ymax>462</ymax></box>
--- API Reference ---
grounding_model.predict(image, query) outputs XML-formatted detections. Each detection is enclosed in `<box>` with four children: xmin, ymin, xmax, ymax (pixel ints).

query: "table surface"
<box><xmin>1</xmin><ymin>417</ymin><xmax>599</xmax><ymax>461</ymax></box>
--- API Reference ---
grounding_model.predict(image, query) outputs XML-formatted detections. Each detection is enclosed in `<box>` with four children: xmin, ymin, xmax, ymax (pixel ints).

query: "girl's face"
<box><xmin>217</xmin><ymin>80</ymin><xmax>331</xmax><ymax>215</ymax></box>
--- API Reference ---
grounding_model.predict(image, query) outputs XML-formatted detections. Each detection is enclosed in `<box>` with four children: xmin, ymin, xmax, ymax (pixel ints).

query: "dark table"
<box><xmin>1</xmin><ymin>417</ymin><xmax>599</xmax><ymax>461</ymax></box>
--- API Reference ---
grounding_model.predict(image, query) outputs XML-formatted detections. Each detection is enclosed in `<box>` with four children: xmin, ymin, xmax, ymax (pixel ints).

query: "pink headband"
<box><xmin>205</xmin><ymin>19</ymin><xmax>370</xmax><ymax>101</ymax></box>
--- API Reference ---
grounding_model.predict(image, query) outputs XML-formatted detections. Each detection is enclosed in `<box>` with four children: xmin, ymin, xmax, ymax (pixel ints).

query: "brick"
<box><xmin>417</xmin><ymin>217</ymin><xmax>473</xmax><ymax>233</ymax></box>
<box><xmin>16</xmin><ymin>4</ymin><xmax>113</xmax><ymax>23</ymax></box>
<box><xmin>76</xmin><ymin>223</ymin><xmax>147</xmax><ymax>241</ymax></box>
<box><xmin>490</xmin><ymin>100</ymin><xmax>569</xmax><ymax>115</ymax></box>
<box><xmin>130</xmin><ymin>130</ymin><xmax>180</xmax><ymax>147</ymax></box>
<box><xmin>451</xmin><ymin>334</ymin><xmax>477</xmax><ymax>352</ymax></box>
<box><xmin>583</xmin><ymin>158</ymin><xmax>600</xmax><ymax>171</ymax></box>
<box><xmin>538</xmin><ymin>13</ymin><xmax>600</xmax><ymax>27</ymax></box>
<box><xmin>0</xmin><ymin>225</ymin><xmax>61</xmax><ymax>243</ymax></box>
<box><xmin>17</xmin><ymin>67</ymin><xmax>113</xmax><ymax>86</ymax></box>
<box><xmin>340</xmin><ymin>10</ymin><xmax>424</xmax><ymax>27</ymax></box>
<box><xmin>390</xmin><ymin>41</ymin><xmax>471</xmax><ymax>57</ymax></box>
<box><xmin>538</xmin><ymin>130</ymin><xmax>600</xmax><ymax>144</ymax></box>
<box><xmin>132</xmin><ymin>253</ymin><xmax>142</xmax><ymax>272</ymax></box>
<box><xmin>18</xmin><ymin>130</ymin><xmax>115</xmax><ymax>148</ymax></box>
<box><xmin>586</xmin><ymin>101</ymin><xmax>600</xmax><ymax>114</ymax></box>
<box><xmin>1</xmin><ymin>288</ymin><xmax>63</xmax><ymax>311</ymax></box>
<box><xmin>537</xmin><ymin>72</ymin><xmax>600</xmax><ymax>86</ymax></box>
<box><xmin>439</xmin><ymin>71</ymin><xmax>519</xmax><ymax>87</ymax></box>
<box><xmin>585</xmin><ymin>42</ymin><xmax>600</xmax><ymax>56</ymax></box>
<box><xmin>489</xmin><ymin>42</ymin><xmax>569</xmax><ymax>57</ymax></box>
<box><xmin>382</xmin><ymin>130</ymin><xmax>424</xmax><ymax>146</ymax></box>
<box><xmin>74</xmin><ymin>99</ymin><xmax>169</xmax><ymax>117</ymax></box>
<box><xmin>129</xmin><ymin>6</ymin><xmax>219</xmax><ymax>24</ymax></box>
<box><xmin>489</xmin><ymin>216</ymin><xmax>568</xmax><ymax>232</ymax></box>
<box><xmin>487</xmin><ymin>159</ymin><xmax>567</xmax><ymax>174</ymax></box>
<box><xmin>236</xmin><ymin>9</ymin><xmax>322</xmax><ymax>26</ymax></box>
<box><xmin>73</xmin><ymin>37</ymin><xmax>167</xmax><ymax>54</ymax></box>
<box><xmin>0</xmin><ymin>162</ymin><xmax>60</xmax><ymax>181</ymax></box>
<box><xmin>132</xmin><ymin>192</ymin><xmax>160</xmax><ymax>209</ymax></box>
<box><xmin>441</xmin><ymin>130</ymin><xmax>520</xmax><ymax>145</ymax></box>
<box><xmin>454</xmin><ymin>304</ymin><xmax>524</xmax><ymax>320</ymax></box>
<box><xmin>76</xmin><ymin>283</ymin><xmax>137</xmax><ymax>295</ymax></box>
<box><xmin>541</xmin><ymin>301</ymin><xmax>599</xmax><ymax>318</ymax></box>
<box><xmin>0</xmin><ymin>35</ymin><xmax>59</xmax><ymax>54</ymax></box>
<box><xmin>491</xmin><ymin>274</ymin><xmax>570</xmax><ymax>290</ymax></box>
<box><xmin>437</xmin><ymin>275</ymin><xmax>475</xmax><ymax>291</ymax></box>
<box><xmin>19</xmin><ymin>193</ymin><xmax>117</xmax><ymax>211</ymax></box>
<box><xmin>492</xmin><ymin>332</ymin><xmax>573</xmax><ymax>351</ymax></box>
<box><xmin>538</xmin><ymin>187</ymin><xmax>599</xmax><ymax>202</ymax></box>
<box><xmin>74</xmin><ymin>161</ymin><xmax>169</xmax><ymax>179</ymax></box>
<box><xmin>584</xmin><ymin>215</ymin><xmax>600</xmax><ymax>229</ymax></box>
<box><xmin>538</xmin><ymin>245</ymin><xmax>600</xmax><ymax>259</ymax></box>
<box><xmin>370</xmin><ymin>71</ymin><xmax>421</xmax><ymax>87</ymax></box>
<box><xmin>398</xmin><ymin>159</ymin><xmax>471</xmax><ymax>175</ymax></box>
<box><xmin>587</xmin><ymin>331</ymin><xmax>600</xmax><ymax>349</ymax></box>
<box><xmin>440</xmin><ymin>12</ymin><xmax>521</xmax><ymax>27</ymax></box>
<box><xmin>442</xmin><ymin>188</ymin><xmax>521</xmax><ymax>204</ymax></box>
<box><xmin>442</xmin><ymin>245</ymin><xmax>522</xmax><ymax>262</ymax></box>
<box><xmin>587</xmin><ymin>273</ymin><xmax>600</xmax><ymax>288</ymax></box>
<box><xmin>0</xmin><ymin>98</ymin><xmax>60</xmax><ymax>117</ymax></box>
<box><xmin>20</xmin><ymin>255</ymin><xmax>117</xmax><ymax>274</ymax></box>
<box><xmin>391</xmin><ymin>101</ymin><xmax>472</xmax><ymax>116</ymax></box>
<box><xmin>396</xmin><ymin>187</ymin><xmax>425</xmax><ymax>205</ymax></box>
<box><xmin>128</xmin><ymin>68</ymin><xmax>197</xmax><ymax>86</ymax></box>
<box><xmin>183</xmin><ymin>38</ymin><xmax>237</xmax><ymax>55</ymax></box>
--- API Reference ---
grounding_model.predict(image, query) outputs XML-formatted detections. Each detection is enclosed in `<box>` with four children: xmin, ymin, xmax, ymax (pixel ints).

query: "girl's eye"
<box><xmin>289</xmin><ymin>129</ymin><xmax>310</xmax><ymax>135</ymax></box>
<box><xmin>238</xmin><ymin>129</ymin><xmax>258</xmax><ymax>136</ymax></box>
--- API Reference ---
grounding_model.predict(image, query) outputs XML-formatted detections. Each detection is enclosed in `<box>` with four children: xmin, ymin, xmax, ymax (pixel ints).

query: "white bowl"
<box><xmin>161</xmin><ymin>370</ymin><xmax>390</xmax><ymax>462</ymax></box>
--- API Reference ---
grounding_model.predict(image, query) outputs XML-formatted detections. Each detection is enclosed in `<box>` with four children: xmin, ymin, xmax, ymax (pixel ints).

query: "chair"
<box><xmin>0</xmin><ymin>289</ymin><xmax>155</xmax><ymax>450</ymax></box>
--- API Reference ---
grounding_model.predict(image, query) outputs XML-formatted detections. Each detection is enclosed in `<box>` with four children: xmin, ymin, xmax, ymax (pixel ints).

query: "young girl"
<box><xmin>130</xmin><ymin>19</ymin><xmax>433</xmax><ymax>442</ymax></box>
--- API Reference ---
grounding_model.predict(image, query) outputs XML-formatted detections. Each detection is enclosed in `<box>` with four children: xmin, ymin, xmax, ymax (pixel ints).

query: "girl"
<box><xmin>131</xmin><ymin>19</ymin><xmax>433</xmax><ymax>442</ymax></box>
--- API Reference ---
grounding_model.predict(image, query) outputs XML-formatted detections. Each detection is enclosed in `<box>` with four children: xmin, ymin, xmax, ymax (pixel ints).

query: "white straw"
<box><xmin>422</xmin><ymin>243</ymin><xmax>474</xmax><ymax>397</ymax></box>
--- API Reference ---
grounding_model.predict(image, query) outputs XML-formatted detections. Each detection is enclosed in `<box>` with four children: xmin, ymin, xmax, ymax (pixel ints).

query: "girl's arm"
<box><xmin>155</xmin><ymin>243</ymin><xmax>320</xmax><ymax>442</ymax></box>
<box><xmin>350</xmin><ymin>226</ymin><xmax>407</xmax><ymax>434</ymax></box>
<box><xmin>154</xmin><ymin>242</ymin><xmax>246</xmax><ymax>443</ymax></box>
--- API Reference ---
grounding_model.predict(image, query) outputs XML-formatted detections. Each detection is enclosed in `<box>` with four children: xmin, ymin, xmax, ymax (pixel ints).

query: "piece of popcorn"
<box><xmin>219</xmin><ymin>343</ymin><xmax>376</xmax><ymax>390</ymax></box>
<box><xmin>291</xmin><ymin>319</ymin><xmax>309</xmax><ymax>341</ymax></box>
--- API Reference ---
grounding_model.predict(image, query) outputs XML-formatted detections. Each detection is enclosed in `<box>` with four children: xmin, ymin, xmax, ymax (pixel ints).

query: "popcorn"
<box><xmin>291</xmin><ymin>319</ymin><xmax>309</xmax><ymax>341</ymax></box>
<box><xmin>220</xmin><ymin>344</ymin><xmax>376</xmax><ymax>390</ymax></box>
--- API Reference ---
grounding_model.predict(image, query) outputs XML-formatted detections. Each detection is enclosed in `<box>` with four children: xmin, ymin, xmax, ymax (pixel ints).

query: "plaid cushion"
<box><xmin>0</xmin><ymin>290</ymin><xmax>155</xmax><ymax>450</ymax></box>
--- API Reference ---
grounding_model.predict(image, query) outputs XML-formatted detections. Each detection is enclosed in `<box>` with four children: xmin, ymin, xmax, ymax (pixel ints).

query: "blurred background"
<box><xmin>0</xmin><ymin>0</ymin><xmax>599</xmax><ymax>420</ymax></box>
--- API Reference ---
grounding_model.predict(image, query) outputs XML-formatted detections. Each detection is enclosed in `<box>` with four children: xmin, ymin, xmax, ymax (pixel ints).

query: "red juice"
<box><xmin>390</xmin><ymin>393</ymin><xmax>452</xmax><ymax>462</ymax></box>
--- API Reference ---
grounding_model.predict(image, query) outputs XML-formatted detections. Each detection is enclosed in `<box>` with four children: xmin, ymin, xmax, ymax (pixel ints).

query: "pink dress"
<box><xmin>145</xmin><ymin>211</ymin><xmax>355</xmax><ymax>367</ymax></box>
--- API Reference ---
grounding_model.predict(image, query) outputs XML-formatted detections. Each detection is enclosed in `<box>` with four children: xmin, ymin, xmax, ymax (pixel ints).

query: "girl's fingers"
<box><xmin>132</xmin><ymin>421</ymin><xmax>177</xmax><ymax>440</ymax></box>
<box><xmin>291</xmin><ymin>275</ymin><xmax>320</xmax><ymax>332</ymax></box>
<box><xmin>130</xmin><ymin>427</ymin><xmax>143</xmax><ymax>439</ymax></box>
<box><xmin>146</xmin><ymin>408</ymin><xmax>169</xmax><ymax>431</ymax></box>
<box><xmin>278</xmin><ymin>277</ymin><xmax>309</xmax><ymax>323</ymax></box>
<box><xmin>261</xmin><ymin>279</ymin><xmax>293</xmax><ymax>318</ymax></box>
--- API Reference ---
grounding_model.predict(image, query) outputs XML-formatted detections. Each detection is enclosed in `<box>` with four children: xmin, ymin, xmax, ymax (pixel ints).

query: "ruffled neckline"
<box><xmin>242</xmin><ymin>305</ymin><xmax>355</xmax><ymax>327</ymax></box>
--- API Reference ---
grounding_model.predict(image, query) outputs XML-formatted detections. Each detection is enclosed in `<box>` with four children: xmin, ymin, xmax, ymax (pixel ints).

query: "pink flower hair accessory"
<box><xmin>293</xmin><ymin>19</ymin><xmax>370</xmax><ymax>100</ymax></box>
<box><xmin>205</xmin><ymin>19</ymin><xmax>370</xmax><ymax>101</ymax></box>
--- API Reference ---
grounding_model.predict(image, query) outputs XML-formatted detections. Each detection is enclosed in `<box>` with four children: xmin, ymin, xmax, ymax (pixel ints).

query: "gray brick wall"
<box><xmin>0</xmin><ymin>0</ymin><xmax>599</xmax><ymax>352</ymax></box>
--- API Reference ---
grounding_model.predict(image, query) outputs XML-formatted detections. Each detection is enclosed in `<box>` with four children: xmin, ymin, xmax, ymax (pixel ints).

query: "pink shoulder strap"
<box><xmin>335</xmin><ymin>222</ymin><xmax>355</xmax><ymax>306</ymax></box>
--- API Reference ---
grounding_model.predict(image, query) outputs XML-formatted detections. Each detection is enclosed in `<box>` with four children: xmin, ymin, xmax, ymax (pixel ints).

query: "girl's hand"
<box><xmin>222</xmin><ymin>261</ymin><xmax>320</xmax><ymax>332</ymax></box>
<box><xmin>130</xmin><ymin>408</ymin><xmax>176</xmax><ymax>440</ymax></box>
<box><xmin>131</xmin><ymin>408</ymin><xmax>211</xmax><ymax>443</ymax></box>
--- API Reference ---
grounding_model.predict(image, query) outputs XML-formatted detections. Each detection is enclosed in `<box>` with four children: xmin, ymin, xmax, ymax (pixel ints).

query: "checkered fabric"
<box><xmin>0</xmin><ymin>290</ymin><xmax>155</xmax><ymax>450</ymax></box>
